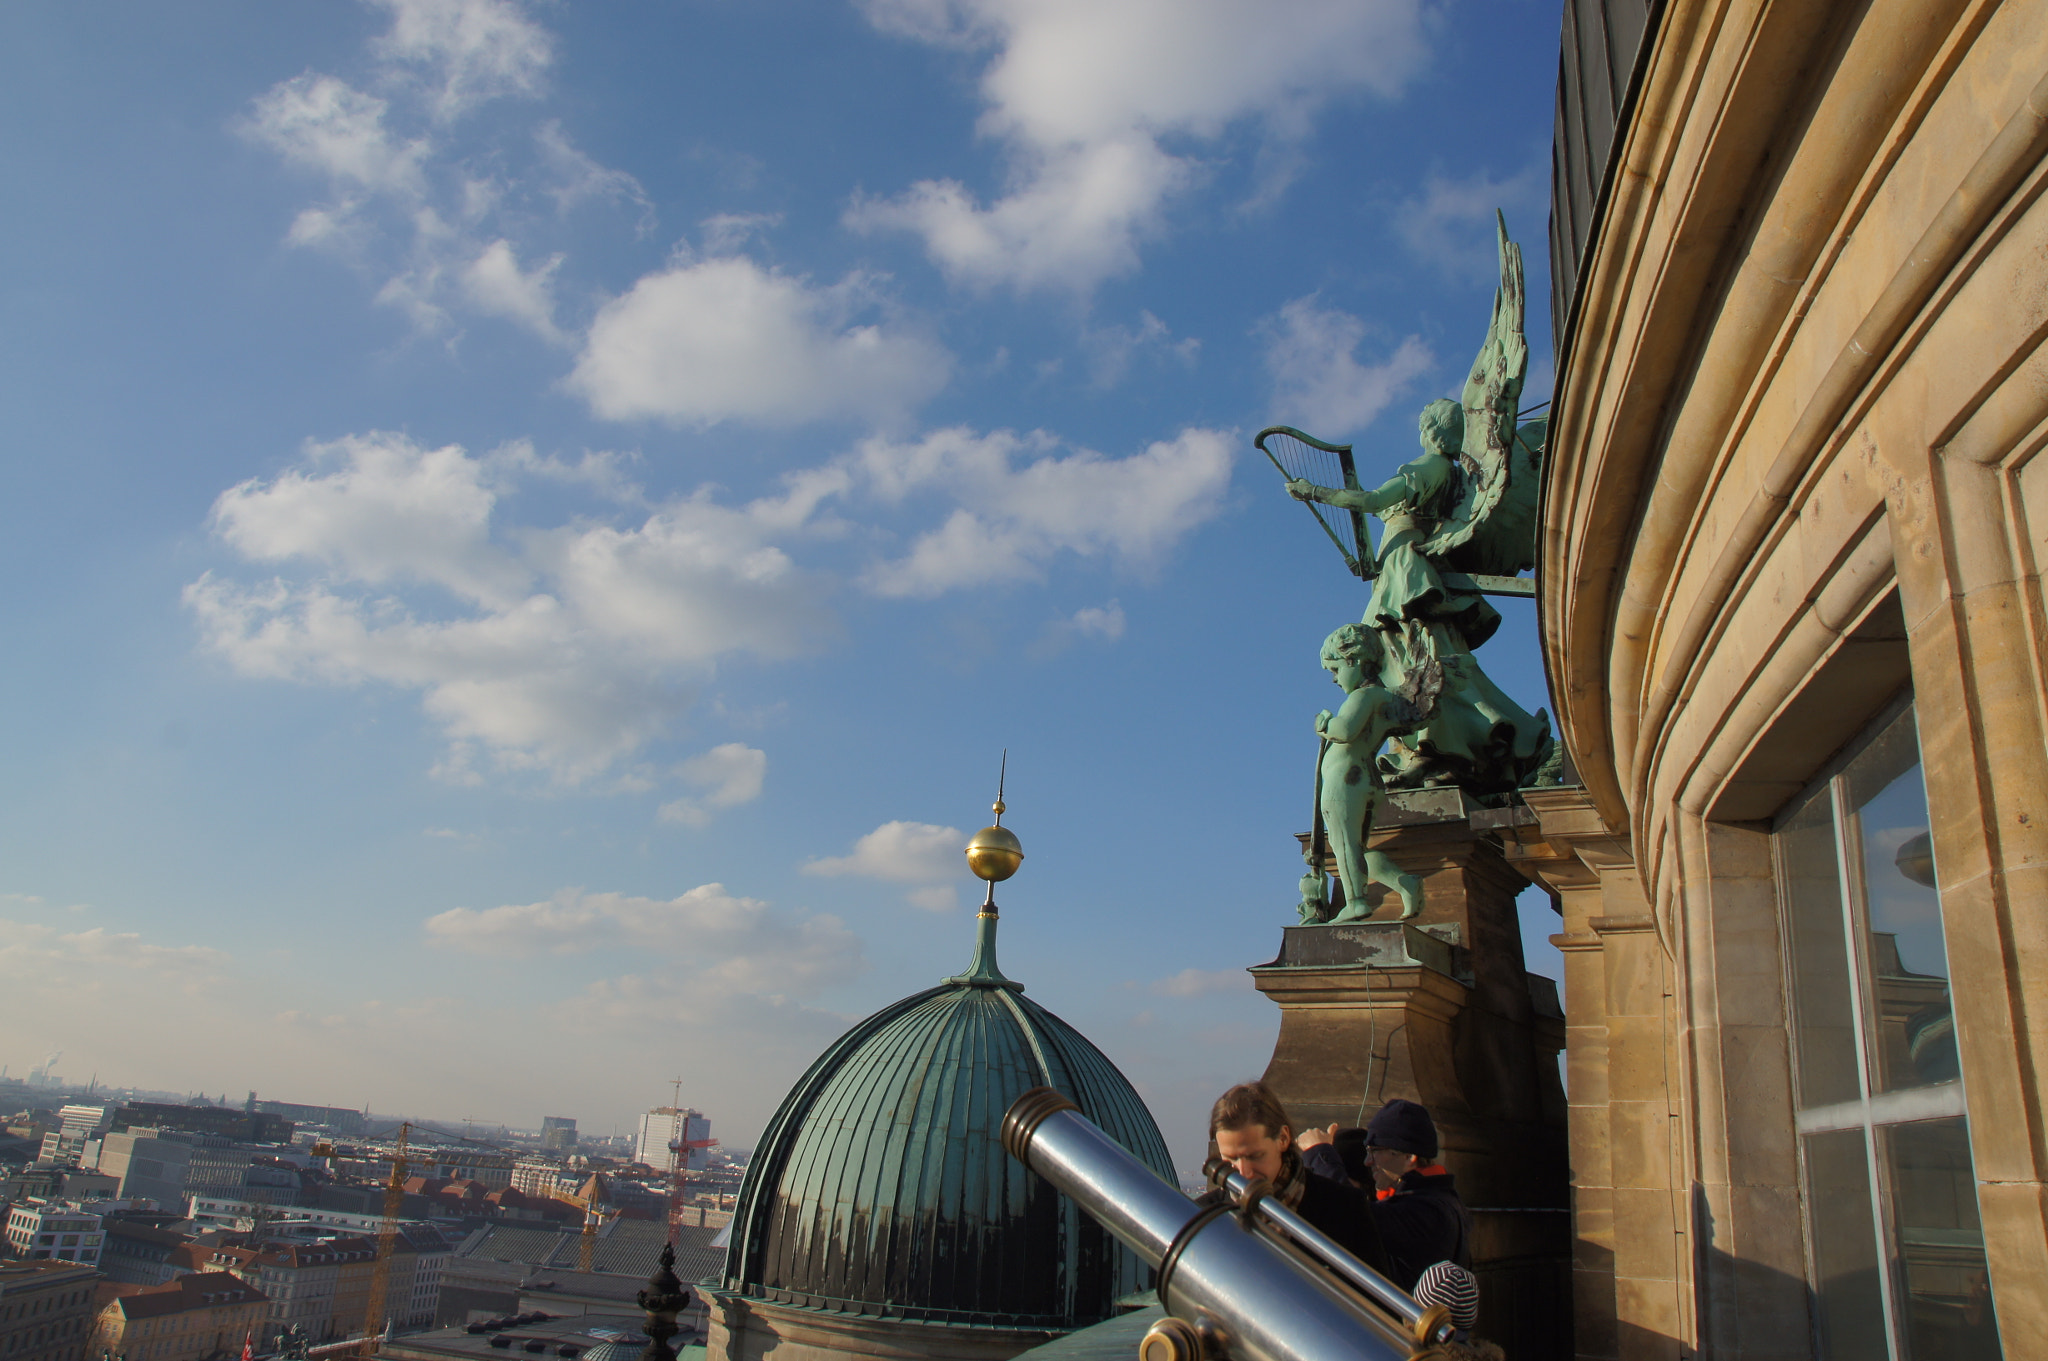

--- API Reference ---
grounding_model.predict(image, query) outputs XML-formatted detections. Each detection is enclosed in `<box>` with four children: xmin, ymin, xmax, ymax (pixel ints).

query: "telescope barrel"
<box><xmin>1208</xmin><ymin>1167</ymin><xmax>1431</xmax><ymax>1337</ymax></box>
<box><xmin>1002</xmin><ymin>1088</ymin><xmax>1425</xmax><ymax>1361</ymax></box>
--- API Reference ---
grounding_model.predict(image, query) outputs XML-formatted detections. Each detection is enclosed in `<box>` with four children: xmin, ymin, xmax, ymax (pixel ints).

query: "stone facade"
<box><xmin>1538</xmin><ymin>0</ymin><xmax>2048</xmax><ymax>1355</ymax></box>
<box><xmin>1254</xmin><ymin>802</ymin><xmax>1571</xmax><ymax>1358</ymax></box>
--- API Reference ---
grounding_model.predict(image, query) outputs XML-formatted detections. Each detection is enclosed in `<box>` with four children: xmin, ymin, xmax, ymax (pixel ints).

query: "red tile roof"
<box><xmin>98</xmin><ymin>1274</ymin><xmax>269</xmax><ymax>1321</ymax></box>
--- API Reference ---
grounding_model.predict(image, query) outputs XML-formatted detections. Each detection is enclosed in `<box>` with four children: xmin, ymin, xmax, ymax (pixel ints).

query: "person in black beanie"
<box><xmin>1299</xmin><ymin>1098</ymin><xmax>1472</xmax><ymax>1292</ymax></box>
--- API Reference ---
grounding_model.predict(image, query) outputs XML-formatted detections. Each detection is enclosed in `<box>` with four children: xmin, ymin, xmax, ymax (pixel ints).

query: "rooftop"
<box><xmin>381</xmin><ymin>1314</ymin><xmax>651</xmax><ymax>1361</ymax></box>
<box><xmin>456</xmin><ymin>1219</ymin><xmax>711</xmax><ymax>1281</ymax></box>
<box><xmin>97</xmin><ymin>1273</ymin><xmax>268</xmax><ymax>1320</ymax></box>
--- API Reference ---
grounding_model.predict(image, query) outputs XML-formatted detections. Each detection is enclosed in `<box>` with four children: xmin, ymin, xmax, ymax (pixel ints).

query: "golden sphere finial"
<box><xmin>965</xmin><ymin>824</ymin><xmax>1024</xmax><ymax>882</ymax></box>
<box><xmin>966</xmin><ymin>751</ymin><xmax>1022</xmax><ymax>881</ymax></box>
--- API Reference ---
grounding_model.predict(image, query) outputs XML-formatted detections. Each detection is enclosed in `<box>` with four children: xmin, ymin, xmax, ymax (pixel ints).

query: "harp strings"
<box><xmin>1262</xmin><ymin>430</ymin><xmax>1367</xmax><ymax>571</ymax></box>
<box><xmin>1263</xmin><ymin>431</ymin><xmax>1346</xmax><ymax>491</ymax></box>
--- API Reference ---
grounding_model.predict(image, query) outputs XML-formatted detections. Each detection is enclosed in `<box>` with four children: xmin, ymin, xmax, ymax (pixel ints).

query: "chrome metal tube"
<box><xmin>1002</xmin><ymin>1089</ymin><xmax>1419</xmax><ymax>1361</ymax></box>
<box><xmin>1209</xmin><ymin>1167</ymin><xmax>1429</xmax><ymax>1335</ymax></box>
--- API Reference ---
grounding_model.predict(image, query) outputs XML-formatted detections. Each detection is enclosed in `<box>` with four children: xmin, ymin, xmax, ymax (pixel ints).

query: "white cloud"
<box><xmin>806</xmin><ymin>821</ymin><xmax>966</xmax><ymax>883</ymax></box>
<box><xmin>1148</xmin><ymin>966</ymin><xmax>1249</xmax><ymax>997</ymax></box>
<box><xmin>243</xmin><ymin>74</ymin><xmax>427</xmax><ymax>196</ymax></box>
<box><xmin>847</xmin><ymin>135</ymin><xmax>1189</xmax><ymax>295</ymax></box>
<box><xmin>1032</xmin><ymin>599</ymin><xmax>1127</xmax><ymax>658</ymax></box>
<box><xmin>210</xmin><ymin>431</ymin><xmax>527</xmax><ymax>609</ymax></box>
<box><xmin>189</xmin><ymin>433</ymin><xmax>829</xmax><ymax>784</ymax></box>
<box><xmin>370</xmin><ymin>0</ymin><xmax>553</xmax><ymax>120</ymax></box>
<box><xmin>852</xmin><ymin>0</ymin><xmax>1428</xmax><ymax>293</ymax></box>
<box><xmin>535</xmin><ymin>121</ymin><xmax>653</xmax><ymax>225</ymax></box>
<box><xmin>851</xmin><ymin>426</ymin><xmax>1234</xmax><ymax>595</ymax></box>
<box><xmin>569</xmin><ymin>257</ymin><xmax>952</xmax><ymax>428</ymax></box>
<box><xmin>1259</xmin><ymin>298</ymin><xmax>1434</xmax><ymax>438</ymax></box>
<box><xmin>1082</xmin><ymin>312</ymin><xmax>1199</xmax><ymax>389</ymax></box>
<box><xmin>423</xmin><ymin>884</ymin><xmax>857</xmax><ymax>984</ymax></box>
<box><xmin>191</xmin><ymin>408</ymin><xmax>1233</xmax><ymax>783</ymax></box>
<box><xmin>905</xmin><ymin>885</ymin><xmax>959</xmax><ymax>912</ymax></box>
<box><xmin>658</xmin><ymin>743</ymin><xmax>768</xmax><ymax>827</ymax></box>
<box><xmin>1393</xmin><ymin>165</ymin><xmax>1546</xmax><ymax>280</ymax></box>
<box><xmin>243</xmin><ymin>3</ymin><xmax>643</xmax><ymax>344</ymax></box>
<box><xmin>1068</xmin><ymin>601</ymin><xmax>1127</xmax><ymax>640</ymax></box>
<box><xmin>0</xmin><ymin>919</ymin><xmax>230</xmax><ymax>983</ymax></box>
<box><xmin>700</xmin><ymin>213</ymin><xmax>782</xmax><ymax>256</ymax></box>
<box><xmin>460</xmin><ymin>239</ymin><xmax>565</xmax><ymax>342</ymax></box>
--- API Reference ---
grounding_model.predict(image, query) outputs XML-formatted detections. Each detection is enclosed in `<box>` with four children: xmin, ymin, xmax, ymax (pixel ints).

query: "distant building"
<box><xmin>202</xmin><ymin>1238</ymin><xmax>373</xmax><ymax>1345</ymax></box>
<box><xmin>539</xmin><ymin>1118</ymin><xmax>576</xmax><ymax>1153</ymax></box>
<box><xmin>0</xmin><ymin>1167</ymin><xmax>63</xmax><ymax>1205</ymax></box>
<box><xmin>509</xmin><ymin>1158</ymin><xmax>565</xmax><ymax>1199</ymax></box>
<box><xmin>434</xmin><ymin>1218</ymin><xmax>715</xmax><ymax>1339</ymax></box>
<box><xmin>381</xmin><ymin>1311</ymin><xmax>656</xmax><ymax>1361</ymax></box>
<box><xmin>59</xmin><ymin>1170</ymin><xmax>118</xmax><ymax>1200</ymax></box>
<box><xmin>332</xmin><ymin>1243</ymin><xmax>376</xmax><ymax>1347</ymax></box>
<box><xmin>36</xmin><ymin>1106</ymin><xmax>113</xmax><ymax>1168</ymax></box>
<box><xmin>410</xmin><ymin>1151</ymin><xmax>512</xmax><ymax>1191</ymax></box>
<box><xmin>94</xmin><ymin>1131</ymin><xmax>289</xmax><ymax>1209</ymax></box>
<box><xmin>95</xmin><ymin>1130</ymin><xmax>194</xmax><ymax>1206</ymax></box>
<box><xmin>91</xmin><ymin>1273</ymin><xmax>269</xmax><ymax>1361</ymax></box>
<box><xmin>3</xmin><ymin>1205</ymin><xmax>103</xmax><ymax>1266</ymax></box>
<box><xmin>254</xmin><ymin>1102</ymin><xmax>365</xmax><ymax>1137</ymax></box>
<box><xmin>98</xmin><ymin>1219</ymin><xmax>192</xmax><ymax>1287</ymax></box>
<box><xmin>110</xmin><ymin>1104</ymin><xmax>292</xmax><ymax>1146</ymax></box>
<box><xmin>187</xmin><ymin>1196</ymin><xmax>410</xmax><ymax>1238</ymax></box>
<box><xmin>631</xmin><ymin>1110</ymin><xmax>706</xmax><ymax>1170</ymax></box>
<box><xmin>630</xmin><ymin>1112</ymin><xmax>673</xmax><ymax>1170</ymax></box>
<box><xmin>0</xmin><ymin>1259</ymin><xmax>97</xmax><ymax>1361</ymax></box>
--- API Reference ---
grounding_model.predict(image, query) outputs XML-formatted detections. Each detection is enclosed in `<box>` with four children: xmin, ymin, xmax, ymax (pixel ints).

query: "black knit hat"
<box><xmin>1364</xmin><ymin>1098</ymin><xmax>1438</xmax><ymax>1159</ymax></box>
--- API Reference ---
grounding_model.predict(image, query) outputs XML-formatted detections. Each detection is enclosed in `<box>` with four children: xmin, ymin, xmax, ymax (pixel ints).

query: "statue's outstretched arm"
<box><xmin>1285</xmin><ymin>471</ymin><xmax>1404</xmax><ymax>514</ymax></box>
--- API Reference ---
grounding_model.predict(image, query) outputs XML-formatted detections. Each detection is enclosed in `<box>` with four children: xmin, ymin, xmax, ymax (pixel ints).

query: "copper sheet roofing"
<box><xmin>722</xmin><ymin>955</ymin><xmax>1172</xmax><ymax>1330</ymax></box>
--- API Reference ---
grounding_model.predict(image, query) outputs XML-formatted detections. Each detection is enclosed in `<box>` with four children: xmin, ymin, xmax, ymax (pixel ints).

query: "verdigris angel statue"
<box><xmin>1274</xmin><ymin>213</ymin><xmax>1554</xmax><ymax>920</ymax></box>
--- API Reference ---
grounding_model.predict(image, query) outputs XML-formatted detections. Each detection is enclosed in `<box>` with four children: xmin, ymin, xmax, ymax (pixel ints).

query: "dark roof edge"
<box><xmin>1537</xmin><ymin>0</ymin><xmax>1667</xmax><ymax>782</ymax></box>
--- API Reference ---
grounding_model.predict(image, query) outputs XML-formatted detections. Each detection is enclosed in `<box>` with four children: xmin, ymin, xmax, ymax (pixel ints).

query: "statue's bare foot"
<box><xmin>1328</xmin><ymin>900</ymin><xmax>1376</xmax><ymax>925</ymax></box>
<box><xmin>1395</xmin><ymin>876</ymin><xmax>1425</xmax><ymax>920</ymax></box>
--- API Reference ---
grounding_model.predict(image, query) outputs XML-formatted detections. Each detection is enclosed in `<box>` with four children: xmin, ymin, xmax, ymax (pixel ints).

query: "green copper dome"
<box><xmin>721</xmin><ymin>912</ymin><xmax>1173</xmax><ymax>1330</ymax></box>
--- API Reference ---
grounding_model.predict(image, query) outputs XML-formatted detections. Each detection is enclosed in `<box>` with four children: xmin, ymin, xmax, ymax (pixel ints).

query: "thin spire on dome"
<box><xmin>952</xmin><ymin>755</ymin><xmax>1024</xmax><ymax>990</ymax></box>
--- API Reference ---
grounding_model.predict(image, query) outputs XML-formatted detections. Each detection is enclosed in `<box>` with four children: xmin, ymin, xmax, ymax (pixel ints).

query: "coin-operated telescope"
<box><xmin>1002</xmin><ymin>1088</ymin><xmax>1458</xmax><ymax>1361</ymax></box>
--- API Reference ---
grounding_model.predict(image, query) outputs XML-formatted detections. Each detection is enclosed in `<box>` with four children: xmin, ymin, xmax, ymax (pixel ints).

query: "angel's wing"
<box><xmin>1421</xmin><ymin>213</ymin><xmax>1532</xmax><ymax>572</ymax></box>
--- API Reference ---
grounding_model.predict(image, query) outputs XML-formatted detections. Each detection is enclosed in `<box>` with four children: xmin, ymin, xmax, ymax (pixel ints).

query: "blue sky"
<box><xmin>0</xmin><ymin>0</ymin><xmax>1564</xmax><ymax>1174</ymax></box>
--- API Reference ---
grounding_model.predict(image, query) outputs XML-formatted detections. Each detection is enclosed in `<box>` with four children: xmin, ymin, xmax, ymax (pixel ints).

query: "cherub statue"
<box><xmin>1309</xmin><ymin>624</ymin><xmax>1441</xmax><ymax>921</ymax></box>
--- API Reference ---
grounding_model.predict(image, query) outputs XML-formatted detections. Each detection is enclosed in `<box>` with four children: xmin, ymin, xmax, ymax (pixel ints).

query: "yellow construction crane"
<box><xmin>359</xmin><ymin>1121</ymin><xmax>409</xmax><ymax>1358</ymax></box>
<box><xmin>554</xmin><ymin>1172</ymin><xmax>616</xmax><ymax>1272</ymax></box>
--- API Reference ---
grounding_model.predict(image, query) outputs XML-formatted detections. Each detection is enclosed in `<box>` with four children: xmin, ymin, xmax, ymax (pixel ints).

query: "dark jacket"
<box><xmin>1369</xmin><ymin>1167</ymin><xmax>1471</xmax><ymax>1291</ymax></box>
<box><xmin>1297</xmin><ymin>1146</ymin><xmax>1470</xmax><ymax>1292</ymax></box>
<box><xmin>1201</xmin><ymin>1148</ymin><xmax>1393</xmax><ymax>1279</ymax></box>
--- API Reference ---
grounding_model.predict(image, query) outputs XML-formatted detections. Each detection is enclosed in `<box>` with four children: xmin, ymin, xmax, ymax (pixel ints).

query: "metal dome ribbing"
<box><xmin>721</xmin><ymin>931</ymin><xmax>1174</xmax><ymax>1330</ymax></box>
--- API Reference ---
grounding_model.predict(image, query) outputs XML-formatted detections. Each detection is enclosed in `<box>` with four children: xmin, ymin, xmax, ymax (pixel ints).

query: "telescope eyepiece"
<box><xmin>1140</xmin><ymin>1315</ymin><xmax>1219</xmax><ymax>1361</ymax></box>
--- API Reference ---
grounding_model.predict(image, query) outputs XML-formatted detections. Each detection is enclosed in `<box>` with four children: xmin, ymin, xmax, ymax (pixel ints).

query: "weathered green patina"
<box><xmin>720</xmin><ymin>907</ymin><xmax>1173</xmax><ymax>1331</ymax></box>
<box><xmin>1271</xmin><ymin>214</ymin><xmax>1554</xmax><ymax>922</ymax></box>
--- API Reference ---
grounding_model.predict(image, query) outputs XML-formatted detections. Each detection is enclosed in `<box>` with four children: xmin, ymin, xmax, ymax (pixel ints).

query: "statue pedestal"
<box><xmin>1255</xmin><ymin>800</ymin><xmax>1571</xmax><ymax>1358</ymax></box>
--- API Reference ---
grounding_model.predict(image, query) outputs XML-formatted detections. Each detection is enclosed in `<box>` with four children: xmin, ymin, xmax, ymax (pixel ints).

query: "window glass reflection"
<box><xmin>1779</xmin><ymin>794</ymin><xmax>1860</xmax><ymax>1109</ymax></box>
<box><xmin>1842</xmin><ymin>710</ymin><xmax>1956</xmax><ymax>1092</ymax></box>
<box><xmin>1804</xmin><ymin>1128</ymin><xmax>1888</xmax><ymax>1359</ymax></box>
<box><xmin>1888</xmin><ymin>1118</ymin><xmax>2000</xmax><ymax>1357</ymax></box>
